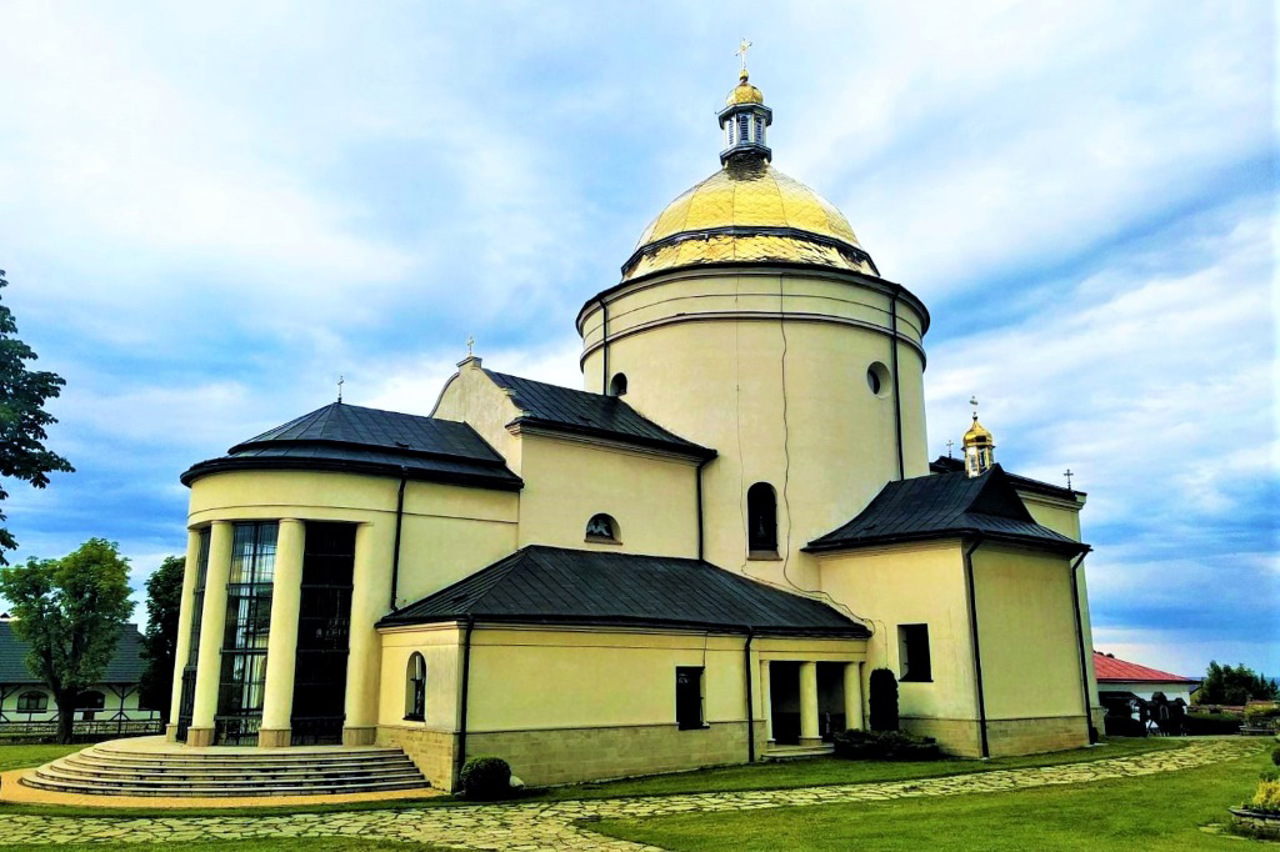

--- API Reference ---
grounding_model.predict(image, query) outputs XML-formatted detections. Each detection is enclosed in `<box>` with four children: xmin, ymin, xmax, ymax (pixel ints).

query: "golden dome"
<box><xmin>727</xmin><ymin>70</ymin><xmax>764</xmax><ymax>106</ymax></box>
<box><xmin>622</xmin><ymin>160</ymin><xmax>877</xmax><ymax>281</ymax></box>
<box><xmin>963</xmin><ymin>415</ymin><xmax>995</xmax><ymax>448</ymax></box>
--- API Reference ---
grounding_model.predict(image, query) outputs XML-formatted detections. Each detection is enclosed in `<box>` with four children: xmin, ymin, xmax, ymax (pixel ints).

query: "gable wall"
<box><xmin>430</xmin><ymin>359</ymin><xmax>526</xmax><ymax>473</ymax></box>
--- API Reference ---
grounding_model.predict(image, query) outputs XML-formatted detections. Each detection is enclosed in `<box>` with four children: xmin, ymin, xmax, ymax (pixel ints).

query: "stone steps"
<box><xmin>762</xmin><ymin>744</ymin><xmax>835</xmax><ymax>761</ymax></box>
<box><xmin>22</xmin><ymin>738</ymin><xmax>430</xmax><ymax>797</ymax></box>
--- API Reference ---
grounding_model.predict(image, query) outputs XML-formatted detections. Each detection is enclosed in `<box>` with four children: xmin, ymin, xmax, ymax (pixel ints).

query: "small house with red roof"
<box><xmin>1093</xmin><ymin>651</ymin><xmax>1200</xmax><ymax>706</ymax></box>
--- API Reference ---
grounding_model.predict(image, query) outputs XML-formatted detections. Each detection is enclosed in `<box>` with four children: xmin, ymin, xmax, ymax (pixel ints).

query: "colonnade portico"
<box><xmin>167</xmin><ymin>514</ymin><xmax>391</xmax><ymax>749</ymax></box>
<box><xmin>759</xmin><ymin>659</ymin><xmax>864</xmax><ymax>749</ymax></box>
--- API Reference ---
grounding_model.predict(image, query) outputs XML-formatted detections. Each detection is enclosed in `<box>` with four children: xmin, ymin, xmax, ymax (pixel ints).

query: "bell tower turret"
<box><xmin>718</xmin><ymin>42</ymin><xmax>772</xmax><ymax>165</ymax></box>
<box><xmin>963</xmin><ymin>397</ymin><xmax>996</xmax><ymax>477</ymax></box>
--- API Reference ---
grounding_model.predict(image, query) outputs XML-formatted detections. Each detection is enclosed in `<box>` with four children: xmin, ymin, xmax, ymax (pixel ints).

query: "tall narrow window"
<box><xmin>405</xmin><ymin>652</ymin><xmax>426</xmax><ymax>721</ymax></box>
<box><xmin>737</xmin><ymin>113</ymin><xmax>750</xmax><ymax>144</ymax></box>
<box><xmin>898</xmin><ymin>624</ymin><xmax>933</xmax><ymax>682</ymax></box>
<box><xmin>216</xmin><ymin>521</ymin><xmax>277</xmax><ymax>744</ymax></box>
<box><xmin>747</xmin><ymin>482</ymin><xmax>778</xmax><ymax>555</ymax></box>
<box><xmin>754</xmin><ymin>115</ymin><xmax>765</xmax><ymax>145</ymax></box>
<box><xmin>676</xmin><ymin>666</ymin><xmax>704</xmax><ymax>729</ymax></box>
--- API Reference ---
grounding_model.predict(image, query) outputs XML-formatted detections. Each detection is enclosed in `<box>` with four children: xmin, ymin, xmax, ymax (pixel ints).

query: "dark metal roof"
<box><xmin>930</xmin><ymin>456</ymin><xmax>1084</xmax><ymax>500</ymax></box>
<box><xmin>484</xmin><ymin>370</ymin><xmax>715</xmax><ymax>459</ymax></box>
<box><xmin>0</xmin><ymin>621</ymin><xmax>146</xmax><ymax>685</ymax></box>
<box><xmin>806</xmin><ymin>465</ymin><xmax>1088</xmax><ymax>555</ymax></box>
<box><xmin>380</xmin><ymin>545</ymin><xmax>869</xmax><ymax>637</ymax></box>
<box><xmin>181</xmin><ymin>402</ymin><xmax>522</xmax><ymax>490</ymax></box>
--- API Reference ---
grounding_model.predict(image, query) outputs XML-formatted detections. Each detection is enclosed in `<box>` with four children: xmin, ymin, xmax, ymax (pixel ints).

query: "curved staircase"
<box><xmin>22</xmin><ymin>736</ymin><xmax>429</xmax><ymax>797</ymax></box>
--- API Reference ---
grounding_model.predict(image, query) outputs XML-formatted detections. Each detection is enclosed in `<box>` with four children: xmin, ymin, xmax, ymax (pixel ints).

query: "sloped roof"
<box><xmin>182</xmin><ymin>402</ymin><xmax>522</xmax><ymax>490</ymax></box>
<box><xmin>1094</xmin><ymin>651</ymin><xmax>1199</xmax><ymax>684</ymax></box>
<box><xmin>930</xmin><ymin>456</ymin><xmax>1084</xmax><ymax>500</ymax></box>
<box><xmin>0</xmin><ymin>621</ymin><xmax>146</xmax><ymax>685</ymax></box>
<box><xmin>484</xmin><ymin>370</ymin><xmax>715</xmax><ymax>459</ymax></box>
<box><xmin>806</xmin><ymin>466</ymin><xmax>1087</xmax><ymax>554</ymax></box>
<box><xmin>380</xmin><ymin>545</ymin><xmax>868</xmax><ymax>637</ymax></box>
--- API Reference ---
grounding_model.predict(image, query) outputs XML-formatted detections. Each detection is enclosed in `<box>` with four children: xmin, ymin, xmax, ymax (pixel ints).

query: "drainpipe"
<box><xmin>1069</xmin><ymin>552</ymin><xmax>1097</xmax><ymax>743</ymax></box>
<box><xmin>453</xmin><ymin>614</ymin><xmax>476</xmax><ymax>790</ymax></box>
<box><xmin>963</xmin><ymin>535</ymin><xmax>990</xmax><ymax>758</ymax></box>
<box><xmin>695</xmin><ymin>457</ymin><xmax>712</xmax><ymax>560</ymax></box>
<box><xmin>743</xmin><ymin>627</ymin><xmax>756</xmax><ymax>763</ymax></box>
<box><xmin>389</xmin><ymin>468</ymin><xmax>408</xmax><ymax>612</ymax></box>
<box><xmin>890</xmin><ymin>292</ymin><xmax>905</xmax><ymax>481</ymax></box>
<box><xmin>598</xmin><ymin>297</ymin><xmax>610</xmax><ymax>393</ymax></box>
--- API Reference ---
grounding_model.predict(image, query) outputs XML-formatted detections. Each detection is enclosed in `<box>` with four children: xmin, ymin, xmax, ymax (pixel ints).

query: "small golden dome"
<box><xmin>963</xmin><ymin>415</ymin><xmax>995</xmax><ymax>448</ymax></box>
<box><xmin>727</xmin><ymin>70</ymin><xmax>764</xmax><ymax>106</ymax></box>
<box><xmin>622</xmin><ymin>162</ymin><xmax>876</xmax><ymax>281</ymax></box>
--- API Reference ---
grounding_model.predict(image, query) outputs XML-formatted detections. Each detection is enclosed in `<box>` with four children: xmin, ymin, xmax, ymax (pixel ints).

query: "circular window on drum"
<box><xmin>867</xmin><ymin>362</ymin><xmax>891</xmax><ymax>398</ymax></box>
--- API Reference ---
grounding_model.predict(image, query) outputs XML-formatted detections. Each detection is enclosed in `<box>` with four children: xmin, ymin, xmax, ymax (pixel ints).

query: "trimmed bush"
<box><xmin>1183</xmin><ymin>712</ymin><xmax>1242</xmax><ymax>735</ymax></box>
<box><xmin>868</xmin><ymin>668</ymin><xmax>899</xmax><ymax>732</ymax></box>
<box><xmin>832</xmin><ymin>729</ymin><xmax>941</xmax><ymax>761</ymax></box>
<box><xmin>459</xmin><ymin>755</ymin><xmax>512</xmax><ymax>800</ymax></box>
<box><xmin>1272</xmin><ymin>745</ymin><xmax>1280</xmax><ymax>767</ymax></box>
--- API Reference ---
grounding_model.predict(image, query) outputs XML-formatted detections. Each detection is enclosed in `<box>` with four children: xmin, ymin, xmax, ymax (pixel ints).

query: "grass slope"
<box><xmin>591</xmin><ymin>746</ymin><xmax>1272</xmax><ymax>851</ymax></box>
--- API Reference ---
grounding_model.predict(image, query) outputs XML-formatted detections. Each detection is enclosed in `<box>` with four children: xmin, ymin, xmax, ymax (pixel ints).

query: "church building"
<box><xmin>166</xmin><ymin>66</ymin><xmax>1103</xmax><ymax>791</ymax></box>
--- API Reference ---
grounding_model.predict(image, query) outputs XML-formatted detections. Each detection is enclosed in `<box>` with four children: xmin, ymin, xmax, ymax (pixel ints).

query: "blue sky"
<box><xmin>0</xmin><ymin>1</ymin><xmax>1275</xmax><ymax>679</ymax></box>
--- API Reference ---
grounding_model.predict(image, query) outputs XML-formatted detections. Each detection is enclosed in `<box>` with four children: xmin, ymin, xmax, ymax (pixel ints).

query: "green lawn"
<box><xmin>3</xmin><ymin>840</ymin><xmax>457</xmax><ymax>852</ymax></box>
<box><xmin>0</xmin><ymin>743</ymin><xmax>81</xmax><ymax>773</ymax></box>
<box><xmin>591</xmin><ymin>745</ymin><xmax>1273</xmax><ymax>851</ymax></box>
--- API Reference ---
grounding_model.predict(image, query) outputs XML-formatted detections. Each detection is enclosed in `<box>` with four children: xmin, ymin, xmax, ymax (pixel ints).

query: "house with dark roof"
<box><xmin>158</xmin><ymin>67</ymin><xmax>1103</xmax><ymax>793</ymax></box>
<box><xmin>0</xmin><ymin>620</ymin><xmax>161</xmax><ymax>728</ymax></box>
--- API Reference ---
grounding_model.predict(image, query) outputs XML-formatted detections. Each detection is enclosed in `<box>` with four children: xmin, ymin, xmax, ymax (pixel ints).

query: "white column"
<box><xmin>188</xmin><ymin>521</ymin><xmax>234</xmax><ymax>747</ymax></box>
<box><xmin>166</xmin><ymin>528</ymin><xmax>203</xmax><ymax>740</ymax></box>
<box><xmin>259</xmin><ymin>519</ymin><xmax>305</xmax><ymax>747</ymax></box>
<box><xmin>843</xmin><ymin>662</ymin><xmax>864</xmax><ymax>731</ymax></box>
<box><xmin>799</xmin><ymin>661</ymin><xmax>820</xmax><ymax>746</ymax></box>
<box><xmin>343</xmin><ymin>520</ymin><xmax>393</xmax><ymax>745</ymax></box>
<box><xmin>759</xmin><ymin>660</ymin><xmax>774</xmax><ymax>744</ymax></box>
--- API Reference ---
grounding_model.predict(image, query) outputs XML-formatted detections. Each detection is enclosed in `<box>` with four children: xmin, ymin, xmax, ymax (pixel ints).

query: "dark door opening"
<box><xmin>290</xmin><ymin>522</ymin><xmax>355</xmax><ymax>745</ymax></box>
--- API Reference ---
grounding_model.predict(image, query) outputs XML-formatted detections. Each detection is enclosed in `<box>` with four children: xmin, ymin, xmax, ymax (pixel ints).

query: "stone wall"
<box><xmin>377</xmin><ymin>725</ymin><xmax>457</xmax><ymax>790</ymax></box>
<box><xmin>900</xmin><ymin>716</ymin><xmax>982</xmax><ymax>757</ymax></box>
<box><xmin>465</xmin><ymin>721</ymin><xmax>762</xmax><ymax>788</ymax></box>
<box><xmin>986</xmin><ymin>715</ymin><xmax>1090</xmax><ymax>757</ymax></box>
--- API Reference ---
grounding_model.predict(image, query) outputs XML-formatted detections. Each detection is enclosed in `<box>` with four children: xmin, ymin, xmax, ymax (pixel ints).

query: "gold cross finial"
<box><xmin>737</xmin><ymin>38</ymin><xmax>752</xmax><ymax>74</ymax></box>
<box><xmin>466</xmin><ymin>336</ymin><xmax>475</xmax><ymax>357</ymax></box>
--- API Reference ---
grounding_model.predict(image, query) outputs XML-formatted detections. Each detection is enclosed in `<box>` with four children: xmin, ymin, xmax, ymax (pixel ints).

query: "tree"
<box><xmin>1195</xmin><ymin>661</ymin><xmax>1279</xmax><ymax>706</ymax></box>
<box><xmin>138</xmin><ymin>555</ymin><xmax>184</xmax><ymax>716</ymax></box>
<box><xmin>0</xmin><ymin>539</ymin><xmax>133</xmax><ymax>743</ymax></box>
<box><xmin>0</xmin><ymin>269</ymin><xmax>74</xmax><ymax>563</ymax></box>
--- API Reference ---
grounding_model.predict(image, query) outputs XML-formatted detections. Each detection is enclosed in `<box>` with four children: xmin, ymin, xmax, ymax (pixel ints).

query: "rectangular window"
<box><xmin>676</xmin><ymin>666</ymin><xmax>705</xmax><ymax>729</ymax></box>
<box><xmin>216</xmin><ymin>521</ymin><xmax>278</xmax><ymax>744</ymax></box>
<box><xmin>898</xmin><ymin>624</ymin><xmax>932</xmax><ymax>682</ymax></box>
<box><xmin>737</xmin><ymin>114</ymin><xmax>750</xmax><ymax>144</ymax></box>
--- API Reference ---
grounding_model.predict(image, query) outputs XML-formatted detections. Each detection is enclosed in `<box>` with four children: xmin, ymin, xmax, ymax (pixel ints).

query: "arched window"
<box><xmin>17</xmin><ymin>691</ymin><xmax>48</xmax><ymax>712</ymax></box>
<box><xmin>405</xmin><ymin>653</ymin><xmax>426</xmax><ymax>721</ymax></box>
<box><xmin>747</xmin><ymin>482</ymin><xmax>778</xmax><ymax>555</ymax></box>
<box><xmin>608</xmin><ymin>372</ymin><xmax>628</xmax><ymax>397</ymax></box>
<box><xmin>76</xmin><ymin>690</ymin><xmax>105</xmax><ymax>710</ymax></box>
<box><xmin>585</xmin><ymin>513</ymin><xmax>621</xmax><ymax>544</ymax></box>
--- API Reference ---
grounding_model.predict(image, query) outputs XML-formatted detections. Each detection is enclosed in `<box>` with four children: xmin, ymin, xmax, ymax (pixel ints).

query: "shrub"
<box><xmin>1251</xmin><ymin>779</ymin><xmax>1280</xmax><ymax>814</ymax></box>
<box><xmin>832</xmin><ymin>729</ymin><xmax>941</xmax><ymax>761</ymax></box>
<box><xmin>1245</xmin><ymin>704</ymin><xmax>1280</xmax><ymax>728</ymax></box>
<box><xmin>1183</xmin><ymin>712</ymin><xmax>1242</xmax><ymax>735</ymax></box>
<box><xmin>459</xmin><ymin>755</ymin><xmax>512</xmax><ymax>800</ymax></box>
<box><xmin>1103</xmin><ymin>715</ymin><xmax>1146</xmax><ymax>737</ymax></box>
<box><xmin>1272</xmin><ymin>745</ymin><xmax>1280</xmax><ymax>767</ymax></box>
<box><xmin>868</xmin><ymin>668</ymin><xmax>899</xmax><ymax>732</ymax></box>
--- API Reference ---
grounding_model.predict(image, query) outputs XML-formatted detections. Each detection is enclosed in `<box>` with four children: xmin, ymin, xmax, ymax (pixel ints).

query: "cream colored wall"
<box><xmin>972</xmin><ymin>544</ymin><xmax>1087</xmax><ymax>722</ymax></box>
<box><xmin>515</xmin><ymin>433</ymin><xmax>699</xmax><ymax>556</ymax></box>
<box><xmin>816</xmin><ymin>542</ymin><xmax>979</xmax><ymax>722</ymax></box>
<box><xmin>579</xmin><ymin>268</ymin><xmax>929</xmax><ymax>587</ymax></box>
<box><xmin>377</xmin><ymin>625</ymin><xmax>463</xmax><ymax>731</ymax></box>
<box><xmin>187</xmin><ymin>469</ymin><xmax>519</xmax><ymax>609</ymax></box>
<box><xmin>431</xmin><ymin>358</ymin><xmax>525</xmax><ymax>473</ymax></box>
<box><xmin>0</xmin><ymin>684</ymin><xmax>158</xmax><ymax>721</ymax></box>
<box><xmin>460</xmin><ymin>626</ymin><xmax>862</xmax><ymax>733</ymax></box>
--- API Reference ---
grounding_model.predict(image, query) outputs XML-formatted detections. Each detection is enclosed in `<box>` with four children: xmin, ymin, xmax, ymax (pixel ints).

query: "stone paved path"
<box><xmin>0</xmin><ymin>739</ymin><xmax>1259</xmax><ymax>850</ymax></box>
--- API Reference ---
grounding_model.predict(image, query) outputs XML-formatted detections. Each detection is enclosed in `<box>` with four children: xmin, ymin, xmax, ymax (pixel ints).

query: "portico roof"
<box><xmin>380</xmin><ymin>545</ymin><xmax>869</xmax><ymax>638</ymax></box>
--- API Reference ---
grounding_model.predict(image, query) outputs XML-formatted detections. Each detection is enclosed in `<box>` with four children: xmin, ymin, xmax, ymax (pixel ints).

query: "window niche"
<box><xmin>585</xmin><ymin>513</ymin><xmax>621</xmax><ymax>544</ymax></box>
<box><xmin>747</xmin><ymin>482</ymin><xmax>778</xmax><ymax>558</ymax></box>
<box><xmin>897</xmin><ymin>624</ymin><xmax>933</xmax><ymax>682</ymax></box>
<box><xmin>608</xmin><ymin>372</ymin><xmax>628</xmax><ymax>397</ymax></box>
<box><xmin>676</xmin><ymin>666</ymin><xmax>705</xmax><ymax>730</ymax></box>
<box><xmin>867</xmin><ymin>361</ymin><xmax>891</xmax><ymax>397</ymax></box>
<box><xmin>405</xmin><ymin>652</ymin><xmax>426</xmax><ymax>721</ymax></box>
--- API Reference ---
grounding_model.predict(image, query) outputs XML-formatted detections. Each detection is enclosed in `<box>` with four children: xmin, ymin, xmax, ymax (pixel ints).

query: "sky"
<box><xmin>0</xmin><ymin>0</ymin><xmax>1275</xmax><ymax>680</ymax></box>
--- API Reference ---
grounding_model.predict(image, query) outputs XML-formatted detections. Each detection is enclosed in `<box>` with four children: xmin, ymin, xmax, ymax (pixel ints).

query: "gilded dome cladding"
<box><xmin>622</xmin><ymin>161</ymin><xmax>878</xmax><ymax>282</ymax></box>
